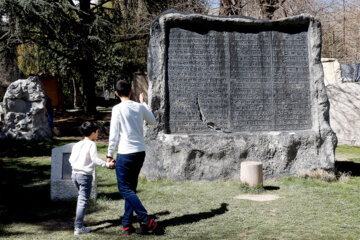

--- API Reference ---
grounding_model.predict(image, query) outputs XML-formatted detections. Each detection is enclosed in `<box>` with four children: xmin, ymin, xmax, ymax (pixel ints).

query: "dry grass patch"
<box><xmin>299</xmin><ymin>168</ymin><xmax>350</xmax><ymax>182</ymax></box>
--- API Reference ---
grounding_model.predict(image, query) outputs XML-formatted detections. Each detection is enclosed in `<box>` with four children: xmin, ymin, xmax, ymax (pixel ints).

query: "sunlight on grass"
<box><xmin>335</xmin><ymin>145</ymin><xmax>360</xmax><ymax>162</ymax></box>
<box><xmin>1</xmin><ymin>144</ymin><xmax>360</xmax><ymax>239</ymax></box>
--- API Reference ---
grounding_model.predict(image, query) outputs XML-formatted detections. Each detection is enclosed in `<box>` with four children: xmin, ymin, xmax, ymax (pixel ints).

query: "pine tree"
<box><xmin>0</xmin><ymin>0</ymin><xmax>119</xmax><ymax>114</ymax></box>
<box><xmin>0</xmin><ymin>0</ymin><xmax>208</xmax><ymax>113</ymax></box>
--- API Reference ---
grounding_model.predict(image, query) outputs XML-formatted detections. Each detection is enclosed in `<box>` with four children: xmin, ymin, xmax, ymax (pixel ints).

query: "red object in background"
<box><xmin>38</xmin><ymin>73</ymin><xmax>64</xmax><ymax>112</ymax></box>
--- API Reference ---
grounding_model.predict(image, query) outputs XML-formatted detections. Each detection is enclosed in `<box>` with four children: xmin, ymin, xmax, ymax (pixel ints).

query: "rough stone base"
<box><xmin>144</xmin><ymin>131</ymin><xmax>336</xmax><ymax>181</ymax></box>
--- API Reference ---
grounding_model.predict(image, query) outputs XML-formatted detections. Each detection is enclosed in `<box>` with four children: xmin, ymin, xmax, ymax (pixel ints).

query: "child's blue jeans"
<box><xmin>72</xmin><ymin>173</ymin><xmax>93</xmax><ymax>229</ymax></box>
<box><xmin>115</xmin><ymin>152</ymin><xmax>149</xmax><ymax>227</ymax></box>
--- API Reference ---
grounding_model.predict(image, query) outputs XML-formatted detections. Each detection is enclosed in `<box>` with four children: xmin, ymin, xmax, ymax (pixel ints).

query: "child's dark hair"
<box><xmin>80</xmin><ymin>121</ymin><xmax>99</xmax><ymax>137</ymax></box>
<box><xmin>115</xmin><ymin>80</ymin><xmax>131</xmax><ymax>97</ymax></box>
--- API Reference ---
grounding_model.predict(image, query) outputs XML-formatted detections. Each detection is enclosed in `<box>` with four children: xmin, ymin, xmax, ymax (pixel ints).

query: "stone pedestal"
<box><xmin>240</xmin><ymin>161</ymin><xmax>263</xmax><ymax>187</ymax></box>
<box><xmin>50</xmin><ymin>143</ymin><xmax>97</xmax><ymax>201</ymax></box>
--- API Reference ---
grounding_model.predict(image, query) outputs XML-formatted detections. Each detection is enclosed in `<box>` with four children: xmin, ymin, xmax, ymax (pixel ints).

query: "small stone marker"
<box><xmin>50</xmin><ymin>143</ymin><xmax>97</xmax><ymax>200</ymax></box>
<box><xmin>240</xmin><ymin>161</ymin><xmax>263</xmax><ymax>187</ymax></box>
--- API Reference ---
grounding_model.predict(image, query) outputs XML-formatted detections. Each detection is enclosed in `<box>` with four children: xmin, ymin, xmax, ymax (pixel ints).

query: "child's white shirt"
<box><xmin>69</xmin><ymin>139</ymin><xmax>109</xmax><ymax>175</ymax></box>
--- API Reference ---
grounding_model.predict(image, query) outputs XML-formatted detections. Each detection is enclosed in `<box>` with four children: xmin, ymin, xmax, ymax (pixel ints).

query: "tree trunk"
<box><xmin>72</xmin><ymin>76</ymin><xmax>77</xmax><ymax>108</ymax></box>
<box><xmin>79</xmin><ymin>57</ymin><xmax>96</xmax><ymax>114</ymax></box>
<box><xmin>79</xmin><ymin>0</ymin><xmax>96</xmax><ymax>114</ymax></box>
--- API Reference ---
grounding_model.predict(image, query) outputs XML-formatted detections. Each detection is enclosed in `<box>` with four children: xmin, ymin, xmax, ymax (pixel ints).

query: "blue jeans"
<box><xmin>116</xmin><ymin>152</ymin><xmax>149</xmax><ymax>227</ymax></box>
<box><xmin>72</xmin><ymin>173</ymin><xmax>93</xmax><ymax>229</ymax></box>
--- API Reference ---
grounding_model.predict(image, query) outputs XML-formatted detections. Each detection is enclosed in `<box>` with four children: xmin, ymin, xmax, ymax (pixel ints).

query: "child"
<box><xmin>69</xmin><ymin>121</ymin><xmax>115</xmax><ymax>235</ymax></box>
<box><xmin>107</xmin><ymin>80</ymin><xmax>157</xmax><ymax>235</ymax></box>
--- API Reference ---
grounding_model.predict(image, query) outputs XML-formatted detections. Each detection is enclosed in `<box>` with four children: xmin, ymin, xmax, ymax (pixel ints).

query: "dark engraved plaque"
<box><xmin>62</xmin><ymin>153</ymin><xmax>72</xmax><ymax>180</ymax></box>
<box><xmin>167</xmin><ymin>26</ymin><xmax>311</xmax><ymax>133</ymax></box>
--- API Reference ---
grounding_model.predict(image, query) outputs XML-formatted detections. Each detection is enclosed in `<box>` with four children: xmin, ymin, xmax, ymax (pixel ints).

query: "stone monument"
<box><xmin>50</xmin><ymin>143</ymin><xmax>97</xmax><ymax>200</ymax></box>
<box><xmin>143</xmin><ymin>11</ymin><xmax>337</xmax><ymax>181</ymax></box>
<box><xmin>1</xmin><ymin>76</ymin><xmax>52</xmax><ymax>140</ymax></box>
<box><xmin>321</xmin><ymin>58</ymin><xmax>342</xmax><ymax>86</ymax></box>
<box><xmin>327</xmin><ymin>82</ymin><xmax>360</xmax><ymax>146</ymax></box>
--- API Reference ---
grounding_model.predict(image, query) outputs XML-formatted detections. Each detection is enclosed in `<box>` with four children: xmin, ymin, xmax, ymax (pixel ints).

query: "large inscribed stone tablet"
<box><xmin>144</xmin><ymin>11</ymin><xmax>337</xmax><ymax>181</ymax></box>
<box><xmin>168</xmin><ymin>29</ymin><xmax>311</xmax><ymax>133</ymax></box>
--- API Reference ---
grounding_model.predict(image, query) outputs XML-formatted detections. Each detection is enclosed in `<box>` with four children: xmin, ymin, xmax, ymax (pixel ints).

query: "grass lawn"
<box><xmin>1</xmin><ymin>141</ymin><xmax>360</xmax><ymax>239</ymax></box>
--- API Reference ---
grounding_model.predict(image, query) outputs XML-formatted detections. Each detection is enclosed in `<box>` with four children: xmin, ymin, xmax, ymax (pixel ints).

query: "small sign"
<box><xmin>61</xmin><ymin>153</ymin><xmax>72</xmax><ymax>180</ymax></box>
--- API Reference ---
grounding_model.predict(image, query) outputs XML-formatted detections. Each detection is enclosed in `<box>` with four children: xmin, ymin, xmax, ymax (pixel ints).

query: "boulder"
<box><xmin>1</xmin><ymin>76</ymin><xmax>52</xmax><ymax>140</ymax></box>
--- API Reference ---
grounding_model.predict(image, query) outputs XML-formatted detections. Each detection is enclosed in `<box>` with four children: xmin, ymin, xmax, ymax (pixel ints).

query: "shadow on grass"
<box><xmin>159</xmin><ymin>203</ymin><xmax>228</xmax><ymax>225</ymax></box>
<box><xmin>0</xmin><ymin>157</ymin><xmax>79</xmax><ymax>236</ymax></box>
<box><xmin>92</xmin><ymin>203</ymin><xmax>228</xmax><ymax>235</ymax></box>
<box><xmin>0</xmin><ymin>138</ymin><xmax>78</xmax><ymax>157</ymax></box>
<box><xmin>264</xmin><ymin>186</ymin><xmax>280</xmax><ymax>191</ymax></box>
<box><xmin>335</xmin><ymin>160</ymin><xmax>360</xmax><ymax>176</ymax></box>
<box><xmin>153</xmin><ymin>203</ymin><xmax>229</xmax><ymax>235</ymax></box>
<box><xmin>97</xmin><ymin>192</ymin><xmax>123</xmax><ymax>201</ymax></box>
<box><xmin>91</xmin><ymin>211</ymin><xmax>171</xmax><ymax>232</ymax></box>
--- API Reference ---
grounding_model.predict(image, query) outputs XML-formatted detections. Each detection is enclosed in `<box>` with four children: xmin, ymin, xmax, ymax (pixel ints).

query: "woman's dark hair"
<box><xmin>80</xmin><ymin>121</ymin><xmax>99</xmax><ymax>137</ymax></box>
<box><xmin>115</xmin><ymin>80</ymin><xmax>131</xmax><ymax>97</ymax></box>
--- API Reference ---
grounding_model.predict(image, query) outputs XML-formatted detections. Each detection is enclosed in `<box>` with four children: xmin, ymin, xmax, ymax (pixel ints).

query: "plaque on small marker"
<box><xmin>61</xmin><ymin>153</ymin><xmax>72</xmax><ymax>180</ymax></box>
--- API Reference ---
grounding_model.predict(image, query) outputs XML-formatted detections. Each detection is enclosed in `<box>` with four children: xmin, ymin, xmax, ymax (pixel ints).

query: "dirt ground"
<box><xmin>53</xmin><ymin>109</ymin><xmax>112</xmax><ymax>139</ymax></box>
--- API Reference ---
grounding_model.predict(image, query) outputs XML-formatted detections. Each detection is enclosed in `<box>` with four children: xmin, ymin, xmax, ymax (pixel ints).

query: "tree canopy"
<box><xmin>0</xmin><ymin>0</ymin><xmax>208</xmax><ymax>113</ymax></box>
<box><xmin>219</xmin><ymin>0</ymin><xmax>360</xmax><ymax>64</ymax></box>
